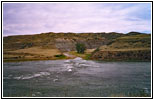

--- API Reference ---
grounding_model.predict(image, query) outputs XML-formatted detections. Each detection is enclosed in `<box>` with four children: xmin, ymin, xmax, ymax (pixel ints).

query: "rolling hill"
<box><xmin>91</xmin><ymin>33</ymin><xmax>151</xmax><ymax>61</ymax></box>
<box><xmin>3</xmin><ymin>32</ymin><xmax>151</xmax><ymax>61</ymax></box>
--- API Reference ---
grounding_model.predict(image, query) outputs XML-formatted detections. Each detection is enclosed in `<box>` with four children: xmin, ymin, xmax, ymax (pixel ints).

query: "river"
<box><xmin>3</xmin><ymin>57</ymin><xmax>151</xmax><ymax>97</ymax></box>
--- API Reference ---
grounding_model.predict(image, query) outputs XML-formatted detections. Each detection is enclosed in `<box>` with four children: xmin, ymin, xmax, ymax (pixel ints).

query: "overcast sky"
<box><xmin>3</xmin><ymin>3</ymin><xmax>151</xmax><ymax>36</ymax></box>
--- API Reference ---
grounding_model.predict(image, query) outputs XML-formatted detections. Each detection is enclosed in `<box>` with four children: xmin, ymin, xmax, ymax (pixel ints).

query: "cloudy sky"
<box><xmin>3</xmin><ymin>2</ymin><xmax>151</xmax><ymax>36</ymax></box>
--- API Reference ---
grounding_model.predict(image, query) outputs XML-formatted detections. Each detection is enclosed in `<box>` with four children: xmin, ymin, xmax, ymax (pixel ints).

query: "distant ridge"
<box><xmin>3</xmin><ymin>31</ymin><xmax>151</xmax><ymax>61</ymax></box>
<box><xmin>3</xmin><ymin>31</ymin><xmax>149</xmax><ymax>37</ymax></box>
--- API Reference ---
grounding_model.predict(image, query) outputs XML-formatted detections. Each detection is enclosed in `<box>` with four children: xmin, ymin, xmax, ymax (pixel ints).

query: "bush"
<box><xmin>54</xmin><ymin>54</ymin><xmax>66</xmax><ymax>59</ymax></box>
<box><xmin>75</xmin><ymin>43</ymin><xmax>86</xmax><ymax>54</ymax></box>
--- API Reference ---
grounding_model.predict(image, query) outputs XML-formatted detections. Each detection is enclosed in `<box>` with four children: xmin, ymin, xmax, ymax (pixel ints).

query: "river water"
<box><xmin>3</xmin><ymin>57</ymin><xmax>151</xmax><ymax>97</ymax></box>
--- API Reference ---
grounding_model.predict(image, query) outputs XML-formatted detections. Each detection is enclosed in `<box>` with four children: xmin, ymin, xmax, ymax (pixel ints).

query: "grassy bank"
<box><xmin>3</xmin><ymin>47</ymin><xmax>71</xmax><ymax>62</ymax></box>
<box><xmin>67</xmin><ymin>49</ymin><xmax>94</xmax><ymax>60</ymax></box>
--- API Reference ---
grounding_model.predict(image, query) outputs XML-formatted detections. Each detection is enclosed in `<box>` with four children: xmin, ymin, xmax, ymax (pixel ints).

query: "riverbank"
<box><xmin>91</xmin><ymin>49</ymin><xmax>151</xmax><ymax>62</ymax></box>
<box><xmin>3</xmin><ymin>53</ymin><xmax>74</xmax><ymax>62</ymax></box>
<box><xmin>3</xmin><ymin>48</ymin><xmax>94</xmax><ymax>62</ymax></box>
<box><xmin>3</xmin><ymin>49</ymin><xmax>151</xmax><ymax>62</ymax></box>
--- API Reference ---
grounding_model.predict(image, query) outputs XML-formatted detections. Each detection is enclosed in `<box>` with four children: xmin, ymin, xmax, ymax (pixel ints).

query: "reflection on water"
<box><xmin>3</xmin><ymin>57</ymin><xmax>151</xmax><ymax>97</ymax></box>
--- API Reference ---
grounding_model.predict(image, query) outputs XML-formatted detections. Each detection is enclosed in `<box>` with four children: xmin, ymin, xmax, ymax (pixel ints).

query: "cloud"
<box><xmin>3</xmin><ymin>3</ymin><xmax>151</xmax><ymax>36</ymax></box>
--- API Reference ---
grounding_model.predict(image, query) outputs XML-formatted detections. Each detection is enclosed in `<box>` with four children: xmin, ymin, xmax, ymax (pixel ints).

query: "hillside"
<box><xmin>3</xmin><ymin>32</ymin><xmax>151</xmax><ymax>61</ymax></box>
<box><xmin>4</xmin><ymin>32</ymin><xmax>125</xmax><ymax>51</ymax></box>
<box><xmin>91</xmin><ymin>33</ymin><xmax>151</xmax><ymax>61</ymax></box>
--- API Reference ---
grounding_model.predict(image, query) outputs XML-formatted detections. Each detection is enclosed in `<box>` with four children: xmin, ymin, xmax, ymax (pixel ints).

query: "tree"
<box><xmin>75</xmin><ymin>43</ymin><xmax>86</xmax><ymax>54</ymax></box>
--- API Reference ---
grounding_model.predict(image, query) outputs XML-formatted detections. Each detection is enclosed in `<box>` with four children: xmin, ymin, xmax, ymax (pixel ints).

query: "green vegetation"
<box><xmin>84</xmin><ymin>54</ymin><xmax>92</xmax><ymax>60</ymax></box>
<box><xmin>54</xmin><ymin>54</ymin><xmax>66</xmax><ymax>59</ymax></box>
<box><xmin>75</xmin><ymin>43</ymin><xmax>86</xmax><ymax>54</ymax></box>
<box><xmin>68</xmin><ymin>49</ymin><xmax>94</xmax><ymax>60</ymax></box>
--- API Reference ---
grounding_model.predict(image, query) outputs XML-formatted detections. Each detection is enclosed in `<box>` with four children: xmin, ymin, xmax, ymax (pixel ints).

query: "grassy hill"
<box><xmin>3</xmin><ymin>32</ymin><xmax>151</xmax><ymax>61</ymax></box>
<box><xmin>91</xmin><ymin>33</ymin><xmax>151</xmax><ymax>61</ymax></box>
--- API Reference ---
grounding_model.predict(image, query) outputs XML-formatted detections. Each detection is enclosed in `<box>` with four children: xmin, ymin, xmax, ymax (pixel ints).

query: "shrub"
<box><xmin>54</xmin><ymin>54</ymin><xmax>66</xmax><ymax>59</ymax></box>
<box><xmin>75</xmin><ymin>43</ymin><xmax>86</xmax><ymax>54</ymax></box>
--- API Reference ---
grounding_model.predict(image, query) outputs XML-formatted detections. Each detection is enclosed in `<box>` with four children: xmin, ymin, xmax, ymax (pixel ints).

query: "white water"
<box><xmin>13</xmin><ymin>72</ymin><xmax>50</xmax><ymax>80</ymax></box>
<box><xmin>3</xmin><ymin>59</ymin><xmax>151</xmax><ymax>97</ymax></box>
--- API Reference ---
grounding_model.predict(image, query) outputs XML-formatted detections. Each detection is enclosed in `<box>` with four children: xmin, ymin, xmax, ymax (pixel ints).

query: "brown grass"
<box><xmin>10</xmin><ymin>47</ymin><xmax>61</xmax><ymax>56</ymax></box>
<box><xmin>3</xmin><ymin>47</ymin><xmax>63</xmax><ymax>62</ymax></box>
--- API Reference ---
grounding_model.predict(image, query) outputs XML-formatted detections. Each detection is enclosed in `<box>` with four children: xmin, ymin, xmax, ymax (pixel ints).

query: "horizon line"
<box><xmin>3</xmin><ymin>31</ymin><xmax>151</xmax><ymax>37</ymax></box>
